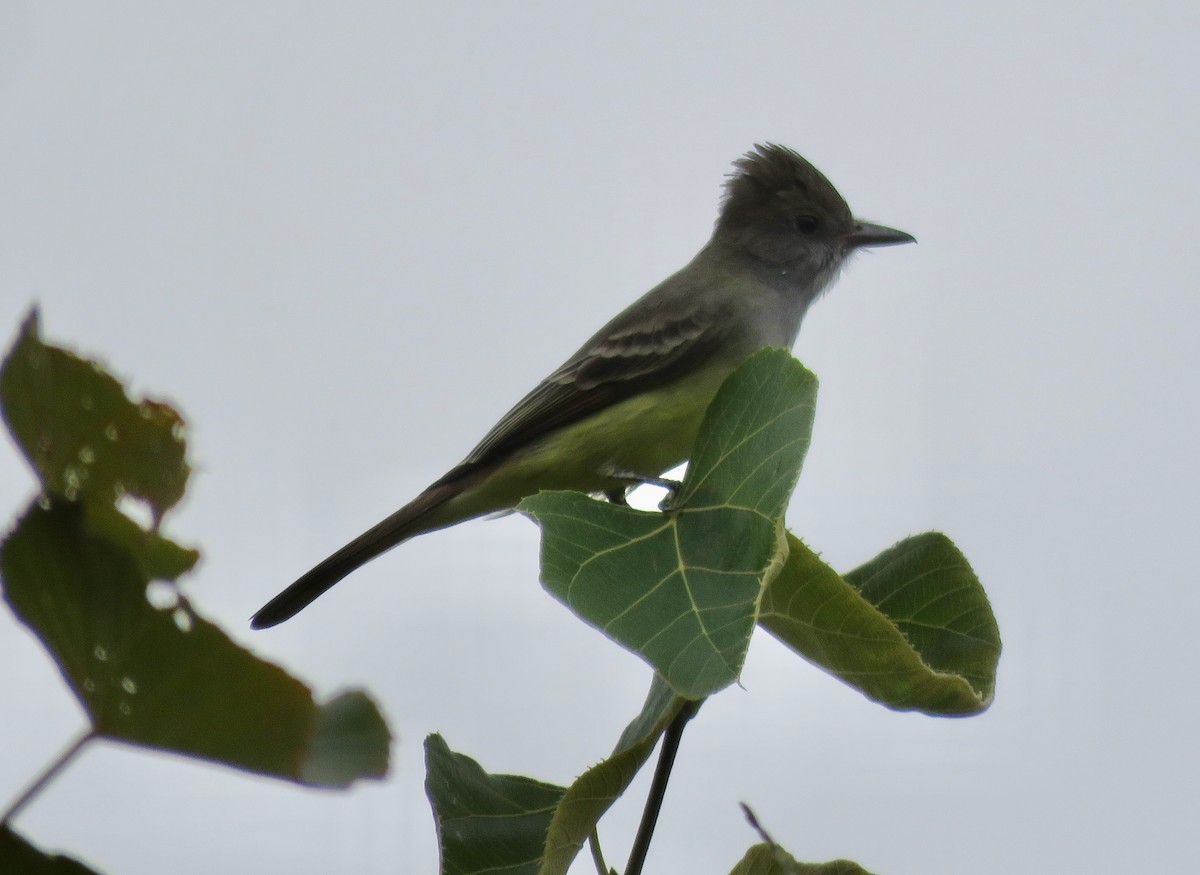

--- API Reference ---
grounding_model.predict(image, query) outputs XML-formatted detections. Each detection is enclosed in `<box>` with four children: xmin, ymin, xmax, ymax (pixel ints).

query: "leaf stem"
<box><xmin>740</xmin><ymin>802</ymin><xmax>776</xmax><ymax>846</ymax></box>
<box><xmin>1</xmin><ymin>729</ymin><xmax>94</xmax><ymax>826</ymax></box>
<box><xmin>589</xmin><ymin>828</ymin><xmax>613</xmax><ymax>875</ymax></box>
<box><xmin>624</xmin><ymin>699</ymin><xmax>700</xmax><ymax>875</ymax></box>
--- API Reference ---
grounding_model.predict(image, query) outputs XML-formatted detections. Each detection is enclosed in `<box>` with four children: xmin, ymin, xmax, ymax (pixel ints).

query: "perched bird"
<box><xmin>252</xmin><ymin>144</ymin><xmax>914</xmax><ymax>628</ymax></box>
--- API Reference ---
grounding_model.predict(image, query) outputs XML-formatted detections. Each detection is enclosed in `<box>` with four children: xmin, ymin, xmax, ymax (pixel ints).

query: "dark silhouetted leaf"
<box><xmin>1</xmin><ymin>310</ymin><xmax>188</xmax><ymax>524</ymax></box>
<box><xmin>1</xmin><ymin>496</ymin><xmax>389</xmax><ymax>787</ymax></box>
<box><xmin>0</xmin><ymin>827</ymin><xmax>102</xmax><ymax>875</ymax></box>
<box><xmin>0</xmin><ymin>314</ymin><xmax>391</xmax><ymax>786</ymax></box>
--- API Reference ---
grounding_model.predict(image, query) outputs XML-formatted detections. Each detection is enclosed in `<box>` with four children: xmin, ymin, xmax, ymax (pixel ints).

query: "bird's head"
<box><xmin>715</xmin><ymin>143</ymin><xmax>914</xmax><ymax>271</ymax></box>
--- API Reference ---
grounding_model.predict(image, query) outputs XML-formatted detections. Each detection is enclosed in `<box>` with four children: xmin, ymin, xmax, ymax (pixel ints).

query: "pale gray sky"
<box><xmin>2</xmin><ymin>3</ymin><xmax>1197</xmax><ymax>873</ymax></box>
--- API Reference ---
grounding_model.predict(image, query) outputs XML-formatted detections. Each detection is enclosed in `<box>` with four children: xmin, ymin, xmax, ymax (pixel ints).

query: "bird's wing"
<box><xmin>433</xmin><ymin>292</ymin><xmax>734</xmax><ymax>485</ymax></box>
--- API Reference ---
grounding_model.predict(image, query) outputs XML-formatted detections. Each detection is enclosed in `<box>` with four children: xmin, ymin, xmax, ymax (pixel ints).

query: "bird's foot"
<box><xmin>602</xmin><ymin>469</ymin><xmax>683</xmax><ymax>511</ymax></box>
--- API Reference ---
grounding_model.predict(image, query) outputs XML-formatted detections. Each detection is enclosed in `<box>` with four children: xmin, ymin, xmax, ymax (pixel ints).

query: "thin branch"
<box><xmin>625</xmin><ymin>699</ymin><xmax>700</xmax><ymax>875</ymax></box>
<box><xmin>1</xmin><ymin>729</ymin><xmax>94</xmax><ymax>826</ymax></box>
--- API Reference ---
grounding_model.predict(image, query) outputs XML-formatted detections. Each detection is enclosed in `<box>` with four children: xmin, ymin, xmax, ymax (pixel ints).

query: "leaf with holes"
<box><xmin>1</xmin><ymin>310</ymin><xmax>188</xmax><ymax>524</ymax></box>
<box><xmin>0</xmin><ymin>313</ymin><xmax>391</xmax><ymax>787</ymax></box>
<box><xmin>0</xmin><ymin>500</ymin><xmax>390</xmax><ymax>786</ymax></box>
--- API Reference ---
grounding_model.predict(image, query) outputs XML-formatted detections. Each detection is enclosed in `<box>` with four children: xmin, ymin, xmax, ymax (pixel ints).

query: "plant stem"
<box><xmin>1</xmin><ymin>729</ymin><xmax>94</xmax><ymax>826</ymax></box>
<box><xmin>625</xmin><ymin>699</ymin><xmax>699</xmax><ymax>875</ymax></box>
<box><xmin>740</xmin><ymin>802</ymin><xmax>776</xmax><ymax>846</ymax></box>
<box><xmin>589</xmin><ymin>828</ymin><xmax>613</xmax><ymax>875</ymax></box>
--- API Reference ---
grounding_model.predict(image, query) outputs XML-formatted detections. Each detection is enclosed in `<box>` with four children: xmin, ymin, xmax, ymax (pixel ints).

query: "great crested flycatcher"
<box><xmin>251</xmin><ymin>144</ymin><xmax>914</xmax><ymax>628</ymax></box>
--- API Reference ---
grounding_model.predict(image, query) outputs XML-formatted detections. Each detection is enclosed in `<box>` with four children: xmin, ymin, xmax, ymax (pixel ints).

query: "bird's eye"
<box><xmin>792</xmin><ymin>214</ymin><xmax>819</xmax><ymax>234</ymax></box>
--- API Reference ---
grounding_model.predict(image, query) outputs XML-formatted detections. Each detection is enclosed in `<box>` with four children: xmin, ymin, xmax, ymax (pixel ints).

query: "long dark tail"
<box><xmin>250</xmin><ymin>480</ymin><xmax>465</xmax><ymax>629</ymax></box>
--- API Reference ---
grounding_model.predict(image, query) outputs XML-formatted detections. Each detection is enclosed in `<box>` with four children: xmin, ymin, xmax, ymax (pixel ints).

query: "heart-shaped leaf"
<box><xmin>521</xmin><ymin>350</ymin><xmax>816</xmax><ymax>698</ymax></box>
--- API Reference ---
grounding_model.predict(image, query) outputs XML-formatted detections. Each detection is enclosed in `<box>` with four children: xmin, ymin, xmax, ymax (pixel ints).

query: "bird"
<box><xmin>251</xmin><ymin>143</ymin><xmax>914</xmax><ymax>628</ymax></box>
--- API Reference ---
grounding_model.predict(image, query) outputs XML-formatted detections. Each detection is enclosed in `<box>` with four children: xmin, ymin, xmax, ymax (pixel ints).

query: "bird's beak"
<box><xmin>845</xmin><ymin>221</ymin><xmax>916</xmax><ymax>248</ymax></box>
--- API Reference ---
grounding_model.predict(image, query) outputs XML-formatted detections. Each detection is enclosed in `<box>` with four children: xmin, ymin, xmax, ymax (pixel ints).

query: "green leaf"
<box><xmin>0</xmin><ymin>310</ymin><xmax>189</xmax><ymax>524</ymax></box>
<box><xmin>79</xmin><ymin>503</ymin><xmax>199</xmax><ymax>582</ymax></box>
<box><xmin>425</xmin><ymin>735</ymin><xmax>566</xmax><ymax>875</ymax></box>
<box><xmin>422</xmin><ymin>678</ymin><xmax>691</xmax><ymax>875</ymax></box>
<box><xmin>1</xmin><ymin>500</ymin><xmax>390</xmax><ymax>787</ymax></box>
<box><xmin>729</xmin><ymin>844</ymin><xmax>874</xmax><ymax>875</ymax></box>
<box><xmin>0</xmin><ymin>313</ymin><xmax>390</xmax><ymax>786</ymax></box>
<box><xmin>521</xmin><ymin>350</ymin><xmax>817</xmax><ymax>699</ymax></box>
<box><xmin>301</xmin><ymin>690</ymin><xmax>394</xmax><ymax>787</ymax></box>
<box><xmin>759</xmin><ymin>533</ymin><xmax>1000</xmax><ymax>715</ymax></box>
<box><xmin>0</xmin><ymin>827</ymin><xmax>102</xmax><ymax>875</ymax></box>
<box><xmin>538</xmin><ymin>674</ymin><xmax>691</xmax><ymax>875</ymax></box>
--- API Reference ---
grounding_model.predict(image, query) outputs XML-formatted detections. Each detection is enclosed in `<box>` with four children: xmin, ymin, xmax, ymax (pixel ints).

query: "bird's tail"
<box><xmin>250</xmin><ymin>479</ymin><xmax>466</xmax><ymax>629</ymax></box>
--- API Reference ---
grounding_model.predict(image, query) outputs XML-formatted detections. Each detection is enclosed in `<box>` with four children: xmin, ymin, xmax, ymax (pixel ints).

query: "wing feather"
<box><xmin>432</xmin><ymin>293</ymin><xmax>732</xmax><ymax>486</ymax></box>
